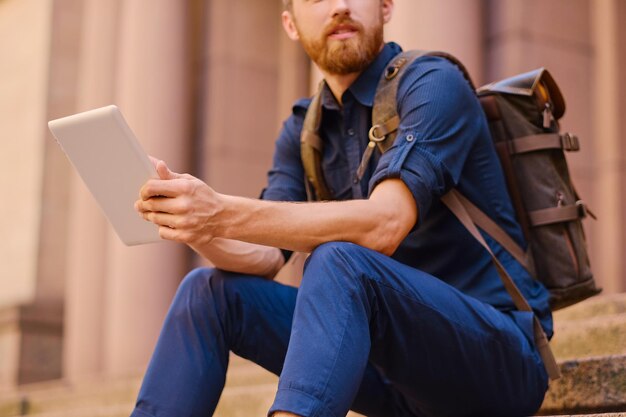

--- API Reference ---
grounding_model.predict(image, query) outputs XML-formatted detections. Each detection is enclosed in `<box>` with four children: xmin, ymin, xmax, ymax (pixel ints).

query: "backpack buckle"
<box><xmin>561</xmin><ymin>133</ymin><xmax>580</xmax><ymax>151</ymax></box>
<box><xmin>385</xmin><ymin>66</ymin><xmax>400</xmax><ymax>80</ymax></box>
<box><xmin>385</xmin><ymin>57</ymin><xmax>409</xmax><ymax>80</ymax></box>
<box><xmin>368</xmin><ymin>125</ymin><xmax>388</xmax><ymax>142</ymax></box>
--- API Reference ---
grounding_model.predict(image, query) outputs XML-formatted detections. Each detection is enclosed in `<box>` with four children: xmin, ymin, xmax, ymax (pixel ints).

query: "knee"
<box><xmin>307</xmin><ymin>242</ymin><xmax>369</xmax><ymax>271</ymax></box>
<box><xmin>303</xmin><ymin>242</ymin><xmax>370</xmax><ymax>289</ymax></box>
<box><xmin>175</xmin><ymin>267</ymin><xmax>263</xmax><ymax>315</ymax></box>
<box><xmin>171</xmin><ymin>267</ymin><xmax>217</xmax><ymax>309</ymax></box>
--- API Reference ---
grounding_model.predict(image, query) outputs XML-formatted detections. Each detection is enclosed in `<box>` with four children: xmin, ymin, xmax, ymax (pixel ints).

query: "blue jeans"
<box><xmin>130</xmin><ymin>242</ymin><xmax>548</xmax><ymax>417</ymax></box>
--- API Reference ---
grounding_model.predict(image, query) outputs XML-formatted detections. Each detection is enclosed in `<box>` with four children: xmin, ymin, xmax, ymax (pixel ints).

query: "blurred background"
<box><xmin>0</xmin><ymin>0</ymin><xmax>624</xmax><ymax>410</ymax></box>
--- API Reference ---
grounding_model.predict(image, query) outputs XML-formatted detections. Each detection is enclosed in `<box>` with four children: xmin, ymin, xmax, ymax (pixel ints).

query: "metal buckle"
<box><xmin>561</xmin><ymin>133</ymin><xmax>580</xmax><ymax>152</ymax></box>
<box><xmin>368</xmin><ymin>125</ymin><xmax>387</xmax><ymax>142</ymax></box>
<box><xmin>385</xmin><ymin>66</ymin><xmax>400</xmax><ymax>80</ymax></box>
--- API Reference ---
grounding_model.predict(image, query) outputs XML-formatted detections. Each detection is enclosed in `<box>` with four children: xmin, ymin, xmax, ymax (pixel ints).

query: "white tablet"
<box><xmin>48</xmin><ymin>105</ymin><xmax>161</xmax><ymax>246</ymax></box>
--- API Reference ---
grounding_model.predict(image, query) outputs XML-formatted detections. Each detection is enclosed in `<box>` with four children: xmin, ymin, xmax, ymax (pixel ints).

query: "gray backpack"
<box><xmin>300</xmin><ymin>50</ymin><xmax>602</xmax><ymax>380</ymax></box>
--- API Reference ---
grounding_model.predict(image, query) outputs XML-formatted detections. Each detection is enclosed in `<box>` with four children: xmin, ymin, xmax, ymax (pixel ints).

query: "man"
<box><xmin>131</xmin><ymin>0</ymin><xmax>552</xmax><ymax>416</ymax></box>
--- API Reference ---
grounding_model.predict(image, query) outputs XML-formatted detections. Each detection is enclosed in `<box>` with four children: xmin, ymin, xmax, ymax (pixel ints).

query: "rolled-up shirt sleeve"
<box><xmin>368</xmin><ymin>56</ymin><xmax>485</xmax><ymax>226</ymax></box>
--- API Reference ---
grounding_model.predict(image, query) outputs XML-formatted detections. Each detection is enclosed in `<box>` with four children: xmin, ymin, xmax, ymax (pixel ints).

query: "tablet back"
<box><xmin>48</xmin><ymin>105</ymin><xmax>161</xmax><ymax>246</ymax></box>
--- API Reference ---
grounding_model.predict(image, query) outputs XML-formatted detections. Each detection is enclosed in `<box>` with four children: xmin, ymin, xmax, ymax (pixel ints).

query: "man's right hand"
<box><xmin>135</xmin><ymin>158</ymin><xmax>226</xmax><ymax>246</ymax></box>
<box><xmin>137</xmin><ymin>157</ymin><xmax>285</xmax><ymax>278</ymax></box>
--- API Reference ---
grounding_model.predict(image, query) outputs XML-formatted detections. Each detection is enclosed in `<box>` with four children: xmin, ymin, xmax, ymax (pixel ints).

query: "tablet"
<box><xmin>48</xmin><ymin>105</ymin><xmax>161</xmax><ymax>246</ymax></box>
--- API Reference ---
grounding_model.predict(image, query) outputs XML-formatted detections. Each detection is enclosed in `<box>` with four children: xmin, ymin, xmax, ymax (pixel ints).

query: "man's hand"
<box><xmin>135</xmin><ymin>159</ymin><xmax>224</xmax><ymax>245</ymax></box>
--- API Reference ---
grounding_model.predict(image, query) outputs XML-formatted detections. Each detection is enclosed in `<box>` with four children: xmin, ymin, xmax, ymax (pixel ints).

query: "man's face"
<box><xmin>283</xmin><ymin>0</ymin><xmax>393</xmax><ymax>75</ymax></box>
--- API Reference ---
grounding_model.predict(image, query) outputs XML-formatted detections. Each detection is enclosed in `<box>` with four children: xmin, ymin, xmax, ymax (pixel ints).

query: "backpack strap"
<box><xmin>301</xmin><ymin>81</ymin><xmax>333</xmax><ymax>201</ymax></box>
<box><xmin>441</xmin><ymin>190</ymin><xmax>561</xmax><ymax>380</ymax></box>
<box><xmin>370</xmin><ymin>50</ymin><xmax>476</xmax><ymax>156</ymax></box>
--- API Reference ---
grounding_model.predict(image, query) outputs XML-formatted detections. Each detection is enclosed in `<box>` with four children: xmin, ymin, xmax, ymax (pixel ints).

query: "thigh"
<box><xmin>275</xmin><ymin>243</ymin><xmax>547</xmax><ymax>417</ymax></box>
<box><xmin>348</xmin><ymin>250</ymin><xmax>548</xmax><ymax>417</ymax></box>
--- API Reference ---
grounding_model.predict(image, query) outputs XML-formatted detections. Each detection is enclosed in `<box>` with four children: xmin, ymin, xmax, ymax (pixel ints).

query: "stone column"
<box><xmin>619</xmin><ymin>1</ymin><xmax>626</xmax><ymax>293</ymax></box>
<box><xmin>277</xmin><ymin>25</ymin><xmax>311</xmax><ymax>128</ymax></box>
<box><xmin>18</xmin><ymin>0</ymin><xmax>84</xmax><ymax>385</ymax></box>
<box><xmin>201</xmin><ymin>0</ymin><xmax>285</xmax><ymax>198</ymax></box>
<box><xmin>0</xmin><ymin>0</ymin><xmax>54</xmax><ymax>388</ymax></box>
<box><xmin>102</xmin><ymin>0</ymin><xmax>191</xmax><ymax>377</ymax></box>
<box><xmin>63</xmin><ymin>0</ymin><xmax>120</xmax><ymax>381</ymax></box>
<box><xmin>591</xmin><ymin>0</ymin><xmax>624</xmax><ymax>293</ymax></box>
<box><xmin>386</xmin><ymin>0</ymin><xmax>485</xmax><ymax>84</ymax></box>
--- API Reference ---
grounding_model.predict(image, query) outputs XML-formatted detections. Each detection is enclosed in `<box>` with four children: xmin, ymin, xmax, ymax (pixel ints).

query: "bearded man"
<box><xmin>131</xmin><ymin>0</ymin><xmax>552</xmax><ymax>416</ymax></box>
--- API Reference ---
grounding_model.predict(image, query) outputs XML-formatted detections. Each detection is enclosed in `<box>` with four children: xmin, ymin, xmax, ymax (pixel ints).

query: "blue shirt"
<box><xmin>262</xmin><ymin>43</ymin><xmax>553</xmax><ymax>337</ymax></box>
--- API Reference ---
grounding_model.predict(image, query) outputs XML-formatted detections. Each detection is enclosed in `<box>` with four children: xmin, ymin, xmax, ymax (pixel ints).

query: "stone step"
<box><xmin>551</xmin><ymin>293</ymin><xmax>626</xmax><ymax>361</ymax></box>
<box><xmin>0</xmin><ymin>355</ymin><xmax>275</xmax><ymax>416</ymax></box>
<box><xmin>553</xmin><ymin>293</ymin><xmax>626</xmax><ymax>322</ymax></box>
<box><xmin>0</xmin><ymin>357</ymin><xmax>363</xmax><ymax>417</ymax></box>
<box><xmin>0</xmin><ymin>377</ymin><xmax>140</xmax><ymax>417</ymax></box>
<box><xmin>546</xmin><ymin>415</ymin><xmax>626</xmax><ymax>417</ymax></box>
<box><xmin>547</xmin><ymin>415</ymin><xmax>626</xmax><ymax>417</ymax></box>
<box><xmin>551</xmin><ymin>312</ymin><xmax>626</xmax><ymax>360</ymax></box>
<box><xmin>1</xmin><ymin>354</ymin><xmax>624</xmax><ymax>417</ymax></box>
<box><xmin>1</xmin><ymin>403</ymin><xmax>131</xmax><ymax>417</ymax></box>
<box><xmin>538</xmin><ymin>354</ymin><xmax>626</xmax><ymax>415</ymax></box>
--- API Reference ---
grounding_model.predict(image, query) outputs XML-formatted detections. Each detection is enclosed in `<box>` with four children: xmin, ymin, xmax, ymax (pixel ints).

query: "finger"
<box><xmin>140</xmin><ymin>210</ymin><xmax>178</xmax><ymax>228</ymax></box>
<box><xmin>157</xmin><ymin>225</ymin><xmax>194</xmax><ymax>243</ymax></box>
<box><xmin>156</xmin><ymin>160</ymin><xmax>174</xmax><ymax>180</ymax></box>
<box><xmin>157</xmin><ymin>225</ymin><xmax>177</xmax><ymax>241</ymax></box>
<box><xmin>140</xmin><ymin>178</ymin><xmax>191</xmax><ymax>200</ymax></box>
<box><xmin>156</xmin><ymin>159</ymin><xmax>189</xmax><ymax>181</ymax></box>
<box><xmin>148</xmin><ymin>155</ymin><xmax>160</xmax><ymax>170</ymax></box>
<box><xmin>135</xmin><ymin>199</ymin><xmax>144</xmax><ymax>213</ymax></box>
<box><xmin>137</xmin><ymin>195</ymin><xmax>190</xmax><ymax>215</ymax></box>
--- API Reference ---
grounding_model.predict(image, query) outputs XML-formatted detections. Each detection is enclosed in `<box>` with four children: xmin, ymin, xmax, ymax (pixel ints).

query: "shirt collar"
<box><xmin>350</xmin><ymin>42</ymin><xmax>402</xmax><ymax>106</ymax></box>
<box><xmin>320</xmin><ymin>42</ymin><xmax>403</xmax><ymax>110</ymax></box>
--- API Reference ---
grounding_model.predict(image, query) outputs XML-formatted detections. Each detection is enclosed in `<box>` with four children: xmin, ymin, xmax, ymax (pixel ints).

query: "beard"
<box><xmin>298</xmin><ymin>15</ymin><xmax>384</xmax><ymax>75</ymax></box>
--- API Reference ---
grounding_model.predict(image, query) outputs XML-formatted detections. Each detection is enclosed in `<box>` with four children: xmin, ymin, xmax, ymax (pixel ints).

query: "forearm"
<box><xmin>137</xmin><ymin>166</ymin><xmax>417</xmax><ymax>259</ymax></box>
<box><xmin>216</xmin><ymin>180</ymin><xmax>416</xmax><ymax>255</ymax></box>
<box><xmin>190</xmin><ymin>238</ymin><xmax>285</xmax><ymax>279</ymax></box>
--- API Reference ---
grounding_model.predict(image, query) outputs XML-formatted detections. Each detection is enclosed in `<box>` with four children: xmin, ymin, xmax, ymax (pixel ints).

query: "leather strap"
<box><xmin>441</xmin><ymin>190</ymin><xmax>561</xmax><ymax>380</ymax></box>
<box><xmin>511</xmin><ymin>133</ymin><xmax>580</xmax><ymax>155</ymax></box>
<box><xmin>449</xmin><ymin>191</ymin><xmax>530</xmax><ymax>270</ymax></box>
<box><xmin>371</xmin><ymin>51</ymin><xmax>430</xmax><ymax>154</ymax></box>
<box><xmin>301</xmin><ymin>82</ymin><xmax>333</xmax><ymax>201</ymax></box>
<box><xmin>528</xmin><ymin>203</ymin><xmax>585</xmax><ymax>227</ymax></box>
<box><xmin>371</xmin><ymin>51</ymin><xmax>476</xmax><ymax>155</ymax></box>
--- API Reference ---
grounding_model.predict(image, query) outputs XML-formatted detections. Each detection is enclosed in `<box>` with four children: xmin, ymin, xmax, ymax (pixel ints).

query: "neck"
<box><xmin>319</xmin><ymin>43</ymin><xmax>386</xmax><ymax>105</ymax></box>
<box><xmin>322</xmin><ymin>72</ymin><xmax>360</xmax><ymax>106</ymax></box>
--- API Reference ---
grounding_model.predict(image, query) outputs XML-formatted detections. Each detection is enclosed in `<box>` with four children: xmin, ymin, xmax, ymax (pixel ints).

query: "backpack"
<box><xmin>300</xmin><ymin>50</ymin><xmax>602</xmax><ymax>380</ymax></box>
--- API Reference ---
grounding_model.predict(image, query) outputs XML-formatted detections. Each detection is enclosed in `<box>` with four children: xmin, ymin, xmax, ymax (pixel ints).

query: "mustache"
<box><xmin>323</xmin><ymin>16</ymin><xmax>364</xmax><ymax>37</ymax></box>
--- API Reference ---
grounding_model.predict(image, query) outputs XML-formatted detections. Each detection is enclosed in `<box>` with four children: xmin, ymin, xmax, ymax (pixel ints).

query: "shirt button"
<box><xmin>347</xmin><ymin>128</ymin><xmax>355</xmax><ymax>136</ymax></box>
<box><xmin>406</xmin><ymin>134</ymin><xmax>415</xmax><ymax>142</ymax></box>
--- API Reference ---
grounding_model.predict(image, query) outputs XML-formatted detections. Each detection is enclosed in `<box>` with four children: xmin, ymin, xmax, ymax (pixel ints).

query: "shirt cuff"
<box><xmin>369</xmin><ymin>132</ymin><xmax>447</xmax><ymax>228</ymax></box>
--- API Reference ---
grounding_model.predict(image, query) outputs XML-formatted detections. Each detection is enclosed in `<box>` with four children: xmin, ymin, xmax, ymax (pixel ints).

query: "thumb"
<box><xmin>156</xmin><ymin>160</ymin><xmax>181</xmax><ymax>180</ymax></box>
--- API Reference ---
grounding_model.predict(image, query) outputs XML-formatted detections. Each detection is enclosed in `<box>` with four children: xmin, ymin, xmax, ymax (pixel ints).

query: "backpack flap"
<box><xmin>478</xmin><ymin>68</ymin><xmax>565</xmax><ymax>128</ymax></box>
